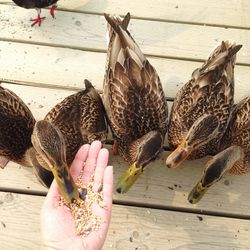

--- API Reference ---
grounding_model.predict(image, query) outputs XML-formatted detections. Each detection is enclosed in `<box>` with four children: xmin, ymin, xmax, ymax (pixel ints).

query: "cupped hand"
<box><xmin>41</xmin><ymin>141</ymin><xmax>113</xmax><ymax>250</ymax></box>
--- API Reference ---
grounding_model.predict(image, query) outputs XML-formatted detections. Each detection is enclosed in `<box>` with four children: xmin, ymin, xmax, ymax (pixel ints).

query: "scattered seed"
<box><xmin>59</xmin><ymin>172</ymin><xmax>106</xmax><ymax>237</ymax></box>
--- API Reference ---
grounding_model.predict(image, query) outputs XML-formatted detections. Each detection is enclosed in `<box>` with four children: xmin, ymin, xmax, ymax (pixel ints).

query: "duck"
<box><xmin>0</xmin><ymin>80</ymin><xmax>108</xmax><ymax>203</ymax></box>
<box><xmin>12</xmin><ymin>0</ymin><xmax>58</xmax><ymax>26</ymax></box>
<box><xmin>103</xmin><ymin>12</ymin><xmax>168</xmax><ymax>193</ymax></box>
<box><xmin>166</xmin><ymin>41</ymin><xmax>242</xmax><ymax>169</ymax></box>
<box><xmin>188</xmin><ymin>97</ymin><xmax>250</xmax><ymax>204</ymax></box>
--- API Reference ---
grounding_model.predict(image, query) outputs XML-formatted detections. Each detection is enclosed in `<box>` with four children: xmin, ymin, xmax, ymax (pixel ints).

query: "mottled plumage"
<box><xmin>188</xmin><ymin>97</ymin><xmax>250</xmax><ymax>204</ymax></box>
<box><xmin>103</xmin><ymin>13</ymin><xmax>168</xmax><ymax>193</ymax></box>
<box><xmin>45</xmin><ymin>79</ymin><xmax>108</xmax><ymax>165</ymax></box>
<box><xmin>0</xmin><ymin>85</ymin><xmax>35</xmax><ymax>167</ymax></box>
<box><xmin>166</xmin><ymin>41</ymin><xmax>242</xmax><ymax>168</ymax></box>
<box><xmin>0</xmin><ymin>80</ymin><xmax>108</xmax><ymax>195</ymax></box>
<box><xmin>220</xmin><ymin>97</ymin><xmax>250</xmax><ymax>174</ymax></box>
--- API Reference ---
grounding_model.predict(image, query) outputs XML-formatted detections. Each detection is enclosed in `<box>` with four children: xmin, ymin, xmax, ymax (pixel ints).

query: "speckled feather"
<box><xmin>168</xmin><ymin>41</ymin><xmax>241</xmax><ymax>158</ymax></box>
<box><xmin>45</xmin><ymin>80</ymin><xmax>108</xmax><ymax>165</ymax></box>
<box><xmin>103</xmin><ymin>13</ymin><xmax>168</xmax><ymax>162</ymax></box>
<box><xmin>0</xmin><ymin>86</ymin><xmax>35</xmax><ymax>163</ymax></box>
<box><xmin>220</xmin><ymin>97</ymin><xmax>250</xmax><ymax>174</ymax></box>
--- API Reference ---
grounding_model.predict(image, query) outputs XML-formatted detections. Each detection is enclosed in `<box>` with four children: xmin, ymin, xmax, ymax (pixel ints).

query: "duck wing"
<box><xmin>0</xmin><ymin>85</ymin><xmax>35</xmax><ymax>164</ymax></box>
<box><xmin>45</xmin><ymin>80</ymin><xmax>108</xmax><ymax>164</ymax></box>
<box><xmin>168</xmin><ymin>41</ymin><xmax>242</xmax><ymax>149</ymax></box>
<box><xmin>103</xmin><ymin>13</ymin><xmax>168</xmax><ymax>146</ymax></box>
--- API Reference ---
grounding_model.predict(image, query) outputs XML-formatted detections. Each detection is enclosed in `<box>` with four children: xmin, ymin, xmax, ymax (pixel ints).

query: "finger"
<box><xmin>70</xmin><ymin>144</ymin><xmax>90</xmax><ymax>180</ymax></box>
<box><xmin>43</xmin><ymin>179</ymin><xmax>60</xmax><ymax>210</ymax></box>
<box><xmin>82</xmin><ymin>140</ymin><xmax>102</xmax><ymax>185</ymax></box>
<box><xmin>93</xmin><ymin>148</ymin><xmax>109</xmax><ymax>192</ymax></box>
<box><xmin>103</xmin><ymin>165</ymin><xmax>113</xmax><ymax>217</ymax></box>
<box><xmin>90</xmin><ymin>165</ymin><xmax>113</xmax><ymax>239</ymax></box>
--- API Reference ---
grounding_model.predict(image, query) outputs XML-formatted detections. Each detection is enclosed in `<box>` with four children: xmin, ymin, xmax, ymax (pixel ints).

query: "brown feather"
<box><xmin>45</xmin><ymin>80</ymin><xmax>108</xmax><ymax>164</ymax></box>
<box><xmin>220</xmin><ymin>97</ymin><xmax>250</xmax><ymax>174</ymax></box>
<box><xmin>168</xmin><ymin>41</ymin><xmax>241</xmax><ymax>158</ymax></box>
<box><xmin>103</xmin><ymin>13</ymin><xmax>168</xmax><ymax>163</ymax></box>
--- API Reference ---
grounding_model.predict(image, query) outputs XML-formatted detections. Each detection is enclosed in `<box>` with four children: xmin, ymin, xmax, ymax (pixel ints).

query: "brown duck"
<box><xmin>0</xmin><ymin>80</ymin><xmax>107</xmax><ymax>203</ymax></box>
<box><xmin>103</xmin><ymin>13</ymin><xmax>168</xmax><ymax>193</ymax></box>
<box><xmin>188</xmin><ymin>97</ymin><xmax>250</xmax><ymax>204</ymax></box>
<box><xmin>166</xmin><ymin>41</ymin><xmax>242</xmax><ymax>169</ymax></box>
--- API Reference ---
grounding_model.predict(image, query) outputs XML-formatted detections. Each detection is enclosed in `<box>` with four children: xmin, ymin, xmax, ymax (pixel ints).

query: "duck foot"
<box><xmin>31</xmin><ymin>15</ymin><xmax>46</xmax><ymax>27</ymax></box>
<box><xmin>50</xmin><ymin>5</ymin><xmax>57</xmax><ymax>18</ymax></box>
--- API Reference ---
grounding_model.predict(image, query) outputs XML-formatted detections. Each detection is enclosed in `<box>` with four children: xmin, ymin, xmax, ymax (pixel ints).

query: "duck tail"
<box><xmin>84</xmin><ymin>79</ymin><xmax>94</xmax><ymax>90</ymax></box>
<box><xmin>223</xmin><ymin>40</ymin><xmax>242</xmax><ymax>59</ymax></box>
<box><xmin>104</xmin><ymin>12</ymin><xmax>131</xmax><ymax>48</ymax></box>
<box><xmin>203</xmin><ymin>40</ymin><xmax>242</xmax><ymax>71</ymax></box>
<box><xmin>104</xmin><ymin>12</ymin><xmax>130</xmax><ymax>33</ymax></box>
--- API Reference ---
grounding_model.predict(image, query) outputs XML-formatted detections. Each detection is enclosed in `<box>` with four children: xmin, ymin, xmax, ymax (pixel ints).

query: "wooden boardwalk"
<box><xmin>0</xmin><ymin>1</ymin><xmax>250</xmax><ymax>249</ymax></box>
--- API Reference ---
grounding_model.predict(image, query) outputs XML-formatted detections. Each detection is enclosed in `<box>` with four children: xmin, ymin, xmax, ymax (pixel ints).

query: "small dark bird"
<box><xmin>12</xmin><ymin>0</ymin><xmax>58</xmax><ymax>26</ymax></box>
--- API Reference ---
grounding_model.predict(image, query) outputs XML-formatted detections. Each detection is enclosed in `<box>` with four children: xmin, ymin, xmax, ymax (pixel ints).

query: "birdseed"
<box><xmin>59</xmin><ymin>172</ymin><xmax>106</xmax><ymax>237</ymax></box>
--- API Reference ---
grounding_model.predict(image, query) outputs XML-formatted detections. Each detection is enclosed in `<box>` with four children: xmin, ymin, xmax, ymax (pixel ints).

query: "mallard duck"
<box><xmin>166</xmin><ymin>41</ymin><xmax>242</xmax><ymax>169</ymax></box>
<box><xmin>0</xmin><ymin>80</ymin><xmax>108</xmax><ymax>203</ymax></box>
<box><xmin>188</xmin><ymin>97</ymin><xmax>250</xmax><ymax>204</ymax></box>
<box><xmin>12</xmin><ymin>0</ymin><xmax>58</xmax><ymax>26</ymax></box>
<box><xmin>103</xmin><ymin>13</ymin><xmax>168</xmax><ymax>193</ymax></box>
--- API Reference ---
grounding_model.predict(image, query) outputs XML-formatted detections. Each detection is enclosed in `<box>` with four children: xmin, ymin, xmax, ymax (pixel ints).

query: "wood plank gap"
<box><xmin>0</xmin><ymin>79</ymin><xmax>175</xmax><ymax>102</ymax></box>
<box><xmin>2</xmin><ymin>3</ymin><xmax>250</xmax><ymax>31</ymax></box>
<box><xmin>0</xmin><ymin>188</ymin><xmax>249</xmax><ymax>220</ymax></box>
<box><xmin>0</xmin><ymin>187</ymin><xmax>46</xmax><ymax>197</ymax></box>
<box><xmin>1</xmin><ymin>37</ymin><xmax>249</xmax><ymax>67</ymax></box>
<box><xmin>113</xmin><ymin>199</ymin><xmax>250</xmax><ymax>221</ymax></box>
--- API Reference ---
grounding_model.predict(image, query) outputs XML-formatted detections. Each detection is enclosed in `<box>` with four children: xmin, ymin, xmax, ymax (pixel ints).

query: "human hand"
<box><xmin>40</xmin><ymin>141</ymin><xmax>113</xmax><ymax>250</ymax></box>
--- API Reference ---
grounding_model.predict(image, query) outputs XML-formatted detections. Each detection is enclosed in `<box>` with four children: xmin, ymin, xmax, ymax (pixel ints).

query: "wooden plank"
<box><xmin>2</xmin><ymin>0</ymin><xmax>250</xmax><ymax>28</ymax></box>
<box><xmin>1</xmin><ymin>146</ymin><xmax>250</xmax><ymax>217</ymax></box>
<box><xmin>0</xmin><ymin>192</ymin><xmax>249</xmax><ymax>250</ymax></box>
<box><xmin>0</xmin><ymin>5</ymin><xmax>250</xmax><ymax>64</ymax></box>
<box><xmin>0</xmin><ymin>84</ymin><xmax>249</xmax><ymax>216</ymax></box>
<box><xmin>0</xmin><ymin>83</ymin><xmax>76</xmax><ymax>120</ymax></box>
<box><xmin>1</xmin><ymin>42</ymin><xmax>250</xmax><ymax>102</ymax></box>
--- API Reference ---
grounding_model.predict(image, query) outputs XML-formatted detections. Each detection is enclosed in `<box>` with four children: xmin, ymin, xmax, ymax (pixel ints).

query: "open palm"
<box><xmin>41</xmin><ymin>141</ymin><xmax>113</xmax><ymax>250</ymax></box>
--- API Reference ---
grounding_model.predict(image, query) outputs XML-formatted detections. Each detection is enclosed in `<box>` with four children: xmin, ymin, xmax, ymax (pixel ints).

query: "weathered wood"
<box><xmin>1</xmin><ymin>1</ymin><xmax>250</xmax><ymax>248</ymax></box>
<box><xmin>2</xmin><ymin>0</ymin><xmax>250</xmax><ymax>28</ymax></box>
<box><xmin>0</xmin><ymin>5</ymin><xmax>249</xmax><ymax>64</ymax></box>
<box><xmin>1</xmin><ymin>147</ymin><xmax>250</xmax><ymax>217</ymax></box>
<box><xmin>1</xmin><ymin>43</ymin><xmax>249</xmax><ymax>102</ymax></box>
<box><xmin>0</xmin><ymin>82</ymin><xmax>249</xmax><ymax>217</ymax></box>
<box><xmin>0</xmin><ymin>83</ymin><xmax>76</xmax><ymax>120</ymax></box>
<box><xmin>0</xmin><ymin>192</ymin><xmax>249</xmax><ymax>250</ymax></box>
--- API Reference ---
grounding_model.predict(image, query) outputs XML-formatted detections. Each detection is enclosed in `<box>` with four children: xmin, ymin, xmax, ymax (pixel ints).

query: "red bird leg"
<box><xmin>50</xmin><ymin>5</ymin><xmax>57</xmax><ymax>18</ymax></box>
<box><xmin>31</xmin><ymin>8</ymin><xmax>45</xmax><ymax>27</ymax></box>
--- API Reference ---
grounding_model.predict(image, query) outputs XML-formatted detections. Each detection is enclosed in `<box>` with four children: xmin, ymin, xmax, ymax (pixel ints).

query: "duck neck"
<box><xmin>128</xmin><ymin>131</ymin><xmax>163</xmax><ymax>165</ymax></box>
<box><xmin>185</xmin><ymin>114</ymin><xmax>219</xmax><ymax>150</ymax></box>
<box><xmin>23</xmin><ymin>147</ymin><xmax>49</xmax><ymax>170</ymax></box>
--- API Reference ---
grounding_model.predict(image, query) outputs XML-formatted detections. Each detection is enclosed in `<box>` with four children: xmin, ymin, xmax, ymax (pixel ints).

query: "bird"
<box><xmin>188</xmin><ymin>97</ymin><xmax>250</xmax><ymax>204</ymax></box>
<box><xmin>166</xmin><ymin>40</ymin><xmax>242</xmax><ymax>169</ymax></box>
<box><xmin>103</xmin><ymin>12</ymin><xmax>168</xmax><ymax>194</ymax></box>
<box><xmin>0</xmin><ymin>80</ymin><xmax>108</xmax><ymax>203</ymax></box>
<box><xmin>12</xmin><ymin>0</ymin><xmax>58</xmax><ymax>26</ymax></box>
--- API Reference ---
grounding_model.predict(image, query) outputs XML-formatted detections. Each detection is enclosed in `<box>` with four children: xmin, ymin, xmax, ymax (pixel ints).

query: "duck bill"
<box><xmin>188</xmin><ymin>181</ymin><xmax>208</xmax><ymax>204</ymax></box>
<box><xmin>116</xmin><ymin>162</ymin><xmax>143</xmax><ymax>194</ymax></box>
<box><xmin>51</xmin><ymin>164</ymin><xmax>80</xmax><ymax>204</ymax></box>
<box><xmin>166</xmin><ymin>141</ymin><xmax>193</xmax><ymax>169</ymax></box>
